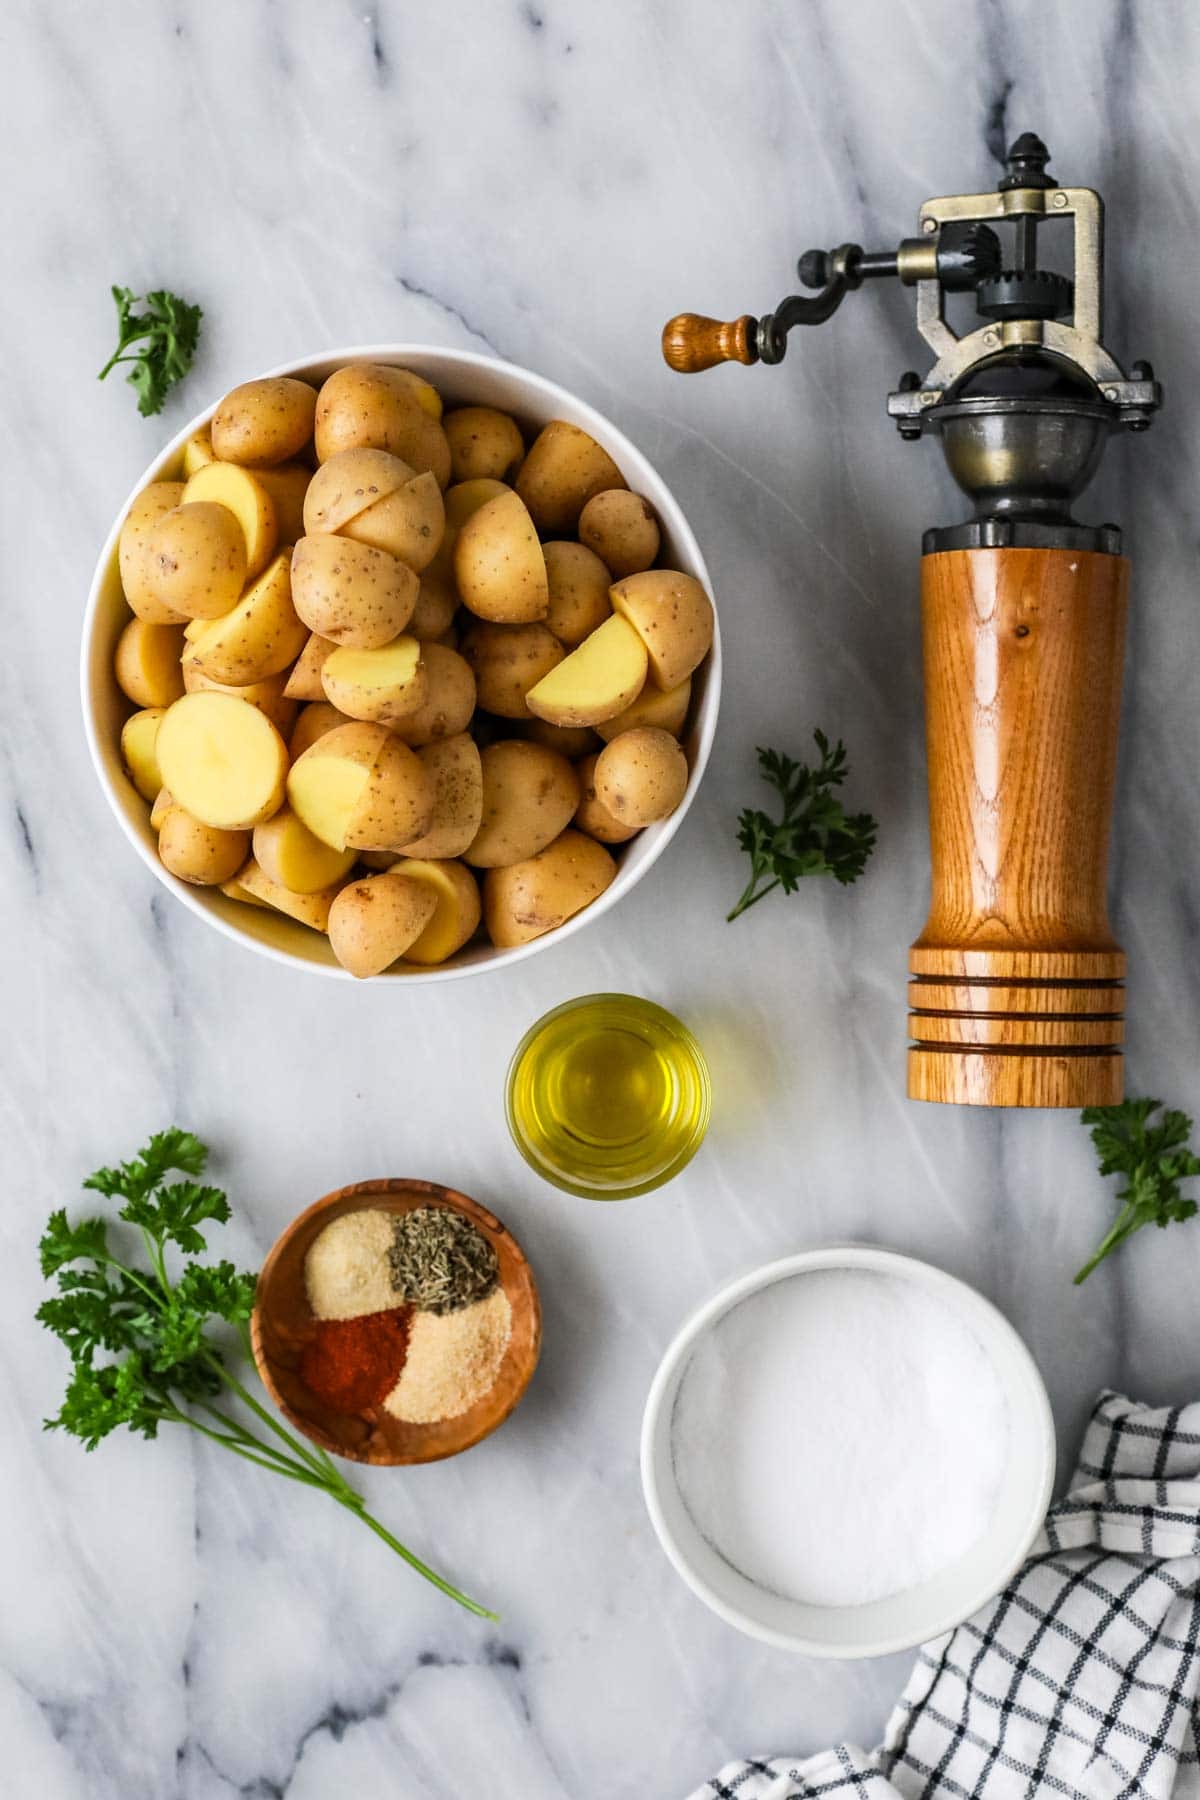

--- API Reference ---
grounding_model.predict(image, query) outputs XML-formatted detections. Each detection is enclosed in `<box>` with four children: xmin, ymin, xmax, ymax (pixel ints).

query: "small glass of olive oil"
<box><xmin>505</xmin><ymin>993</ymin><xmax>711</xmax><ymax>1200</ymax></box>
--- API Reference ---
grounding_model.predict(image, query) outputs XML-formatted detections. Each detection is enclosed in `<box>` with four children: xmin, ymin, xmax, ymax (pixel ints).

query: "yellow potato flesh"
<box><xmin>595</xmin><ymin>676</ymin><xmax>691</xmax><ymax>742</ymax></box>
<box><xmin>120</xmin><ymin>708</ymin><xmax>164</xmax><ymax>802</ymax></box>
<box><xmin>119</xmin><ymin>482</ymin><xmax>188</xmax><ymax>622</ymax></box>
<box><xmin>181</xmin><ymin>430</ymin><xmax>216</xmax><ymax>477</ymax></box>
<box><xmin>252</xmin><ymin>807</ymin><xmax>357</xmax><ymax>894</ymax></box>
<box><xmin>525</xmin><ymin>613</ymin><xmax>648</xmax><ymax>727</ymax></box>
<box><xmin>114</xmin><ymin>619</ymin><xmax>186</xmax><ymax>709</ymax></box>
<box><xmin>183</xmin><ymin>463</ymin><xmax>278</xmax><ymax>579</ymax></box>
<box><xmin>184</xmin><ymin>553</ymin><xmax>306</xmax><ymax>686</ymax></box>
<box><xmin>235</xmin><ymin>857</ymin><xmax>342</xmax><ymax>930</ymax></box>
<box><xmin>610</xmin><ymin>570</ymin><xmax>714</xmax><ymax>691</ymax></box>
<box><xmin>155</xmin><ymin>692</ymin><xmax>287</xmax><ymax>831</ymax></box>
<box><xmin>400</xmin><ymin>858</ymin><xmax>482</xmax><ymax>964</ymax></box>
<box><xmin>287</xmin><ymin>755</ymin><xmax>371</xmax><ymax>852</ymax></box>
<box><xmin>320</xmin><ymin>636</ymin><xmax>427</xmax><ymax>724</ymax></box>
<box><xmin>181</xmin><ymin>666</ymin><xmax>298</xmax><ymax>736</ymax></box>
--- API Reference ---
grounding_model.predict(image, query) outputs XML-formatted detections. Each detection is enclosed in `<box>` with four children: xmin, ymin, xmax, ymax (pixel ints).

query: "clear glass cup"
<box><xmin>505</xmin><ymin>993</ymin><xmax>711</xmax><ymax>1200</ymax></box>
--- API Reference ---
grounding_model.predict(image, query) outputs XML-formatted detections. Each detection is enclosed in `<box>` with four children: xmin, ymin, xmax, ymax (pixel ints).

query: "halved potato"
<box><xmin>183</xmin><ymin>463</ymin><xmax>278</xmax><ymax>578</ymax></box>
<box><xmin>146</xmin><ymin>502</ymin><xmax>248</xmax><ymax>621</ymax></box>
<box><xmin>525</xmin><ymin>614</ymin><xmax>647</xmax><ymax>727</ymax></box>
<box><xmin>543</xmin><ymin>540</ymin><xmax>613</xmax><ymax>647</ymax></box>
<box><xmin>328</xmin><ymin>873</ymin><xmax>439</xmax><ymax>977</ymax></box>
<box><xmin>320</xmin><ymin>636</ymin><xmax>427</xmax><ymax>724</ymax></box>
<box><xmin>424</xmin><ymin>477</ymin><xmax>510</xmax><ymax>587</ymax></box>
<box><xmin>444</xmin><ymin>407</ymin><xmax>525</xmax><ymax>483</ymax></box>
<box><xmin>211</xmin><ymin>377</ymin><xmax>317</xmax><ymax>467</ymax></box>
<box><xmin>219</xmin><ymin>870</ymin><xmax>272</xmax><ymax>909</ymax></box>
<box><xmin>400</xmin><ymin>858</ymin><xmax>482</xmax><ymax>964</ymax></box>
<box><xmin>252</xmin><ymin>806</ymin><xmax>357</xmax><ymax>894</ymax></box>
<box><xmin>305</xmin><ymin>451</ymin><xmax>444</xmax><ymax>572</ymax></box>
<box><xmin>291</xmin><ymin>535</ymin><xmax>418</xmax><ymax>648</ymax></box>
<box><xmin>454</xmin><ymin>489</ymin><xmax>548</xmax><ymax>624</ymax></box>
<box><xmin>610</xmin><ymin>570</ymin><xmax>714</xmax><ymax>690</ymax></box>
<box><xmin>303</xmin><ymin>448</ymin><xmax>413</xmax><ymax>535</ymax></box>
<box><xmin>181</xmin><ymin>666</ymin><xmax>298</xmax><ymax>736</ymax></box>
<box><xmin>156</xmin><ymin>691</ymin><xmax>288</xmax><ymax>830</ymax></box>
<box><xmin>288</xmin><ymin>701</ymin><xmax>349</xmax><ymax>760</ymax></box>
<box><xmin>150</xmin><ymin>787</ymin><xmax>174</xmax><ymax>831</ymax></box>
<box><xmin>399</xmin><ymin>734</ymin><xmax>483</xmax><ymax>859</ymax></box>
<box><xmin>234</xmin><ymin>856</ymin><xmax>343</xmax><ymax>930</ymax></box>
<box><xmin>465</xmin><ymin>740</ymin><xmax>580</xmax><ymax>869</ymax></box>
<box><xmin>181</xmin><ymin>429</ymin><xmax>216</xmax><ymax>477</ymax></box>
<box><xmin>119</xmin><ymin>483</ymin><xmax>187</xmax><ymax>623</ymax></box>
<box><xmin>283</xmin><ymin>632</ymin><xmax>337</xmax><ymax>701</ymax></box>
<box><xmin>460</xmin><ymin>621</ymin><xmax>563</xmax><ymax>720</ymax></box>
<box><xmin>114</xmin><ymin>619</ymin><xmax>187</xmax><ymax>708</ymax></box>
<box><xmin>594</xmin><ymin>727</ymin><xmax>689</xmax><ymax>827</ymax></box>
<box><xmin>595</xmin><ymin>675</ymin><xmax>691</xmax><ymax>742</ymax></box>
<box><xmin>515</xmin><ymin>420</ymin><xmax>626</xmax><ymax>534</ymax></box>
<box><xmin>184</xmin><ymin>553</ymin><xmax>307</xmax><ymax>686</ymax></box>
<box><xmin>483</xmin><ymin>829</ymin><xmax>616</xmax><ymax>947</ymax></box>
<box><xmin>524</xmin><ymin>718</ymin><xmax>600</xmax><ymax>758</ymax></box>
<box><xmin>120</xmin><ymin>708</ymin><xmax>165</xmax><ymax>802</ymax></box>
<box><xmin>386</xmin><ymin>643</ymin><xmax>475</xmax><ymax>746</ymax></box>
<box><xmin>409</xmin><ymin>569</ymin><xmax>458</xmax><ymax>641</ymax></box>
<box><xmin>287</xmin><ymin>721</ymin><xmax>431</xmax><ymax>852</ymax></box>
<box><xmin>578</xmin><ymin>489</ymin><xmax>660</xmax><ymax>578</ymax></box>
<box><xmin>314</xmin><ymin>365</ymin><xmax>451</xmax><ymax>485</ymax></box>
<box><xmin>253</xmin><ymin>463</ymin><xmax>312</xmax><ymax>545</ymax></box>
<box><xmin>157</xmin><ymin>806</ymin><xmax>250</xmax><ymax>886</ymax></box>
<box><xmin>342</xmin><ymin>470</ymin><xmax>444</xmax><ymax>572</ymax></box>
<box><xmin>574</xmin><ymin>752</ymin><xmax>639</xmax><ymax>845</ymax></box>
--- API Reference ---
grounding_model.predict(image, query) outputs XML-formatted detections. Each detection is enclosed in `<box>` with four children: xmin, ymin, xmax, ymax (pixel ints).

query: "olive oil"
<box><xmin>505</xmin><ymin>994</ymin><xmax>711</xmax><ymax>1199</ymax></box>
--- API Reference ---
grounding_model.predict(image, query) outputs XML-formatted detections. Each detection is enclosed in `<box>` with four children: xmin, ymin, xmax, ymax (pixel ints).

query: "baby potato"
<box><xmin>314</xmin><ymin>365</ymin><xmax>451</xmax><ymax>486</ymax></box>
<box><xmin>156</xmin><ymin>692</ymin><xmax>288</xmax><ymax>831</ymax></box>
<box><xmin>525</xmin><ymin>613</ymin><xmax>647</xmax><ymax>728</ymax></box>
<box><xmin>234</xmin><ymin>855</ymin><xmax>344</xmax><ymax>930</ymax></box>
<box><xmin>398</xmin><ymin>858</ymin><xmax>482</xmax><ymax>964</ymax></box>
<box><xmin>211</xmin><ymin>377</ymin><xmax>317</xmax><ymax>466</ymax></box>
<box><xmin>460</xmin><ymin>620</ymin><xmax>563</xmax><ymax>720</ymax></box>
<box><xmin>515</xmin><ymin>419</ymin><xmax>626</xmax><ymax>534</ymax></box>
<box><xmin>291</xmin><ymin>536</ymin><xmax>418</xmax><ymax>649</ymax></box>
<box><xmin>181</xmin><ymin>429</ymin><xmax>217</xmax><ymax>477</ymax></box>
<box><xmin>183</xmin><ymin>463</ymin><xmax>278</xmax><ymax>579</ymax></box>
<box><xmin>181</xmin><ymin>666</ymin><xmax>298</xmax><ymax>736</ymax></box>
<box><xmin>120</xmin><ymin>708</ymin><xmax>165</xmax><ymax>803</ymax></box>
<box><xmin>150</xmin><ymin>787</ymin><xmax>174</xmax><ymax>831</ymax></box>
<box><xmin>341</xmin><ymin>469</ymin><xmax>444</xmax><ymax>572</ymax></box>
<box><xmin>574</xmin><ymin>752</ymin><xmax>639</xmax><ymax>845</ymax></box>
<box><xmin>444</xmin><ymin>406</ymin><xmax>525</xmax><ymax>483</ymax></box>
<box><xmin>610</xmin><ymin>569</ymin><xmax>714</xmax><ymax>690</ymax></box>
<box><xmin>594</xmin><ymin>727</ymin><xmax>689</xmax><ymax>827</ymax></box>
<box><xmin>524</xmin><ymin>718</ymin><xmax>600</xmax><ymax>759</ymax></box>
<box><xmin>386</xmin><ymin>642</ymin><xmax>476</xmax><ymax>746</ymax></box>
<box><xmin>287</xmin><ymin>721</ymin><xmax>432</xmax><ymax>852</ymax></box>
<box><xmin>184</xmin><ymin>553</ymin><xmax>307</xmax><ymax>686</ymax></box>
<box><xmin>399</xmin><ymin>733</ymin><xmax>483</xmax><ymax>859</ymax></box>
<box><xmin>320</xmin><ymin>636</ymin><xmax>428</xmax><ymax>725</ymax></box>
<box><xmin>328</xmin><ymin>872</ymin><xmax>439</xmax><ymax>977</ymax></box>
<box><xmin>252</xmin><ymin>806</ymin><xmax>357</xmax><ymax>893</ymax></box>
<box><xmin>114</xmin><ymin>619</ymin><xmax>187</xmax><ymax>709</ymax></box>
<box><xmin>595</xmin><ymin>675</ymin><xmax>691</xmax><ymax>742</ymax></box>
<box><xmin>454</xmin><ymin>489</ymin><xmax>548</xmax><ymax>623</ymax></box>
<box><xmin>253</xmin><ymin>463</ymin><xmax>312</xmax><ymax>545</ymax></box>
<box><xmin>483</xmin><ymin>829</ymin><xmax>616</xmax><ymax>947</ymax></box>
<box><xmin>578</xmin><ymin>489</ymin><xmax>660</xmax><ymax>578</ymax></box>
<box><xmin>146</xmin><ymin>502</ymin><xmax>247</xmax><ymax>620</ymax></box>
<box><xmin>543</xmin><ymin>541</ymin><xmax>613</xmax><ymax>648</ymax></box>
<box><xmin>288</xmin><ymin>701</ymin><xmax>349</xmax><ymax>759</ymax></box>
<box><xmin>283</xmin><ymin>632</ymin><xmax>337</xmax><ymax>701</ymax></box>
<box><xmin>157</xmin><ymin>806</ymin><xmax>250</xmax><ymax>886</ymax></box>
<box><xmin>465</xmin><ymin>740</ymin><xmax>580</xmax><ymax>868</ymax></box>
<box><xmin>119</xmin><ymin>481</ymin><xmax>188</xmax><ymax>622</ymax></box>
<box><xmin>409</xmin><ymin>569</ymin><xmax>458</xmax><ymax>641</ymax></box>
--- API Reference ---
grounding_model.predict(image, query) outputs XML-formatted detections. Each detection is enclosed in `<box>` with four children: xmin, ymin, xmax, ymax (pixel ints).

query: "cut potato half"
<box><xmin>120</xmin><ymin>708</ymin><xmax>165</xmax><ymax>803</ymax></box>
<box><xmin>155</xmin><ymin>691</ymin><xmax>288</xmax><ymax>830</ymax></box>
<box><xmin>119</xmin><ymin>482</ymin><xmax>188</xmax><ymax>622</ymax></box>
<box><xmin>184</xmin><ymin>553</ymin><xmax>307</xmax><ymax>686</ymax></box>
<box><xmin>610</xmin><ymin>570</ymin><xmax>714</xmax><ymax>691</ymax></box>
<box><xmin>400</xmin><ymin>858</ymin><xmax>483</xmax><ymax>964</ymax></box>
<box><xmin>399</xmin><ymin>733</ymin><xmax>483</xmax><ymax>859</ymax></box>
<box><xmin>328</xmin><ymin>873</ymin><xmax>439</xmax><ymax>977</ymax></box>
<box><xmin>286</xmin><ymin>721</ymin><xmax>431</xmax><ymax>852</ymax></box>
<box><xmin>114</xmin><ymin>619</ymin><xmax>187</xmax><ymax>709</ymax></box>
<box><xmin>252</xmin><ymin>806</ymin><xmax>357</xmax><ymax>894</ymax></box>
<box><xmin>454</xmin><ymin>489</ymin><xmax>548</xmax><ymax>623</ymax></box>
<box><xmin>291</xmin><ymin>535</ymin><xmax>418</xmax><ymax>648</ymax></box>
<box><xmin>525</xmin><ymin>613</ymin><xmax>648</xmax><ymax>727</ymax></box>
<box><xmin>595</xmin><ymin>675</ymin><xmax>691</xmax><ymax>742</ymax></box>
<box><xmin>183</xmin><ymin>462</ymin><xmax>278</xmax><ymax>579</ymax></box>
<box><xmin>234</xmin><ymin>857</ymin><xmax>343</xmax><ymax>930</ymax></box>
<box><xmin>320</xmin><ymin>636</ymin><xmax>428</xmax><ymax>725</ymax></box>
<box><xmin>483</xmin><ymin>829</ymin><xmax>616</xmax><ymax>947</ymax></box>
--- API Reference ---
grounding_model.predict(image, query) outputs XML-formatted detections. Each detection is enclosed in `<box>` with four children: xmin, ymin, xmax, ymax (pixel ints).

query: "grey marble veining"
<box><xmin>2</xmin><ymin>1</ymin><xmax>1198</xmax><ymax>1794</ymax></box>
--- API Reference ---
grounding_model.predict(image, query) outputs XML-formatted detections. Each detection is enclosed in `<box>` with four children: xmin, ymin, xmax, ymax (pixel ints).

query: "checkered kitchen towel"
<box><xmin>691</xmin><ymin>1392</ymin><xmax>1200</xmax><ymax>1800</ymax></box>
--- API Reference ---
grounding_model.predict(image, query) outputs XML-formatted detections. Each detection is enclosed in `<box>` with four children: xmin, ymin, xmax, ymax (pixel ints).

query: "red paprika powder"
<box><xmin>299</xmin><ymin>1308</ymin><xmax>411</xmax><ymax>1412</ymax></box>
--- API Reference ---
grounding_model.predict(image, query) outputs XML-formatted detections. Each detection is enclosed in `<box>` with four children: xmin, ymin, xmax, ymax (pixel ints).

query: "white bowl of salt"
<box><xmin>641</xmin><ymin>1245</ymin><xmax>1055</xmax><ymax>1656</ymax></box>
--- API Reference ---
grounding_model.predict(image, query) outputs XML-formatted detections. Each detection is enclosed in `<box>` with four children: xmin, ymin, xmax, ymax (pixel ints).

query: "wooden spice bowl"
<box><xmin>251</xmin><ymin>1178</ymin><xmax>541</xmax><ymax>1466</ymax></box>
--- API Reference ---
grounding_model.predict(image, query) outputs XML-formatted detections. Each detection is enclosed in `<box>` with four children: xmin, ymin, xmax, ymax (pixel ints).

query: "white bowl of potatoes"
<box><xmin>82</xmin><ymin>346</ymin><xmax>720</xmax><ymax>980</ymax></box>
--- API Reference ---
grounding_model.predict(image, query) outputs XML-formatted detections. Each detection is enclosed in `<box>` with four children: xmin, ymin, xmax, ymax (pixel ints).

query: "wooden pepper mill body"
<box><xmin>908</xmin><ymin>545</ymin><xmax>1129</xmax><ymax>1107</ymax></box>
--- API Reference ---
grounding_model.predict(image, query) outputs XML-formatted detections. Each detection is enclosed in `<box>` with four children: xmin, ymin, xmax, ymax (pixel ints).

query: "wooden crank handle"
<box><xmin>661</xmin><ymin>312</ymin><xmax>759</xmax><ymax>373</ymax></box>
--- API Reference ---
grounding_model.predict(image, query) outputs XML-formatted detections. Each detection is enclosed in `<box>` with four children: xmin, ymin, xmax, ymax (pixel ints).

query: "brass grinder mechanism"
<box><xmin>664</xmin><ymin>135</ymin><xmax>1163</xmax><ymax>1109</ymax></box>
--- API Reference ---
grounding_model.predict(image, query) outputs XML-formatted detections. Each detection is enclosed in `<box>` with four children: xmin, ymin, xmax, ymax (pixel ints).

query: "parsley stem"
<box><xmin>334</xmin><ymin>1494</ymin><xmax>497</xmax><ymax>1619</ymax></box>
<box><xmin>726</xmin><ymin>876</ymin><xmax>780</xmax><ymax>922</ymax></box>
<box><xmin>1072</xmin><ymin>1198</ymin><xmax>1142</xmax><ymax>1285</ymax></box>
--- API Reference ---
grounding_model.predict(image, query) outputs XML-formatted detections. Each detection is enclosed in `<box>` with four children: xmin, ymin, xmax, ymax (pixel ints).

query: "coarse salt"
<box><xmin>670</xmin><ymin>1270</ymin><xmax>1009</xmax><ymax>1608</ymax></box>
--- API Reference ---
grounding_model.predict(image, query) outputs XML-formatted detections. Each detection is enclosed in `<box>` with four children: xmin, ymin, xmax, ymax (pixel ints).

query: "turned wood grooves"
<box><xmin>908</xmin><ymin>547</ymin><xmax>1129</xmax><ymax>1109</ymax></box>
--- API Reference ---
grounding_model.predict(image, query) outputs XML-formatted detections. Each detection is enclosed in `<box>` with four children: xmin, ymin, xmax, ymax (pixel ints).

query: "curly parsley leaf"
<box><xmin>97</xmin><ymin>288</ymin><xmax>203</xmax><ymax>416</ymax></box>
<box><xmin>1074</xmin><ymin>1098</ymin><xmax>1200</xmax><ymax>1284</ymax></box>
<box><xmin>728</xmin><ymin>731</ymin><xmax>878</xmax><ymax>921</ymax></box>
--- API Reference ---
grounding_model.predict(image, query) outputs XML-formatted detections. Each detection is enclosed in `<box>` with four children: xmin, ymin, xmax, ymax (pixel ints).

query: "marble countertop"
<box><xmin>5</xmin><ymin>2</ymin><xmax>1199</xmax><ymax>1794</ymax></box>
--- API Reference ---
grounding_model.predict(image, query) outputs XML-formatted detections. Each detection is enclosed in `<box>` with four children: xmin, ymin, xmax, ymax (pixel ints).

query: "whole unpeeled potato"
<box><xmin>483</xmin><ymin>829</ymin><xmax>616</xmax><ymax>947</ymax></box>
<box><xmin>211</xmin><ymin>377</ymin><xmax>317</xmax><ymax>466</ymax></box>
<box><xmin>593</xmin><ymin>727</ymin><xmax>688</xmax><ymax>827</ymax></box>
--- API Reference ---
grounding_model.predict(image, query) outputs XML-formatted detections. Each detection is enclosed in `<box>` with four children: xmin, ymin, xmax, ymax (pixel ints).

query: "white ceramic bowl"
<box><xmin>641</xmin><ymin>1245</ymin><xmax>1055</xmax><ymax>1657</ymax></box>
<box><xmin>82</xmin><ymin>345</ymin><xmax>720</xmax><ymax>982</ymax></box>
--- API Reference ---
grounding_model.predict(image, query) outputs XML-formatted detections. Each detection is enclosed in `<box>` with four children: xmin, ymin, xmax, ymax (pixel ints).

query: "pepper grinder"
<box><xmin>663</xmin><ymin>134</ymin><xmax>1161</xmax><ymax>1108</ymax></box>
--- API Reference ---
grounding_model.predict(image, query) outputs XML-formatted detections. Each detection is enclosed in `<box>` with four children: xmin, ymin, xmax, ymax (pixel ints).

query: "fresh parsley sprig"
<box><xmin>1074</xmin><ymin>1099</ymin><xmax>1200</xmax><ymax>1284</ymax></box>
<box><xmin>728</xmin><ymin>732</ymin><xmax>878</xmax><ymax>921</ymax></box>
<box><xmin>39</xmin><ymin>1131</ymin><xmax>493</xmax><ymax>1617</ymax></box>
<box><xmin>97</xmin><ymin>287</ymin><xmax>203</xmax><ymax>416</ymax></box>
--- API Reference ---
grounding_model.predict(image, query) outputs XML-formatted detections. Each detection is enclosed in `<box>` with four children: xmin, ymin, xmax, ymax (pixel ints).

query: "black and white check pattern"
<box><xmin>689</xmin><ymin>1393</ymin><xmax>1200</xmax><ymax>1800</ymax></box>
